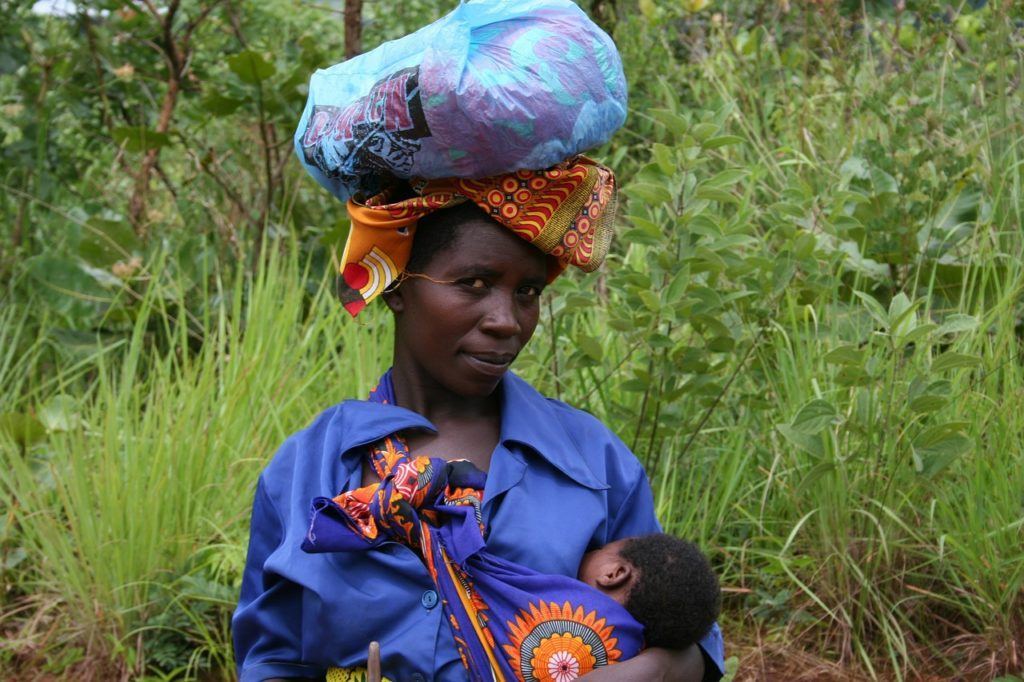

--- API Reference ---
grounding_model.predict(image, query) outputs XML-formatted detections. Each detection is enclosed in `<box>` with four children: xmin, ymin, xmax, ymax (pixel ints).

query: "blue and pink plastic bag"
<box><xmin>294</xmin><ymin>0</ymin><xmax>628</xmax><ymax>201</ymax></box>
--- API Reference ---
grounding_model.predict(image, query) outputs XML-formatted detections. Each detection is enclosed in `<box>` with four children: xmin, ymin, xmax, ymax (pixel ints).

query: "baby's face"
<box><xmin>577</xmin><ymin>538</ymin><xmax>635</xmax><ymax>606</ymax></box>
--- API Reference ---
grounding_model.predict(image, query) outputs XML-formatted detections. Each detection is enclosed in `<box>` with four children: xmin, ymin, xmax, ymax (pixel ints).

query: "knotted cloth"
<box><xmin>302</xmin><ymin>372</ymin><xmax>643</xmax><ymax>681</ymax></box>
<box><xmin>337</xmin><ymin>156</ymin><xmax>616</xmax><ymax>316</ymax></box>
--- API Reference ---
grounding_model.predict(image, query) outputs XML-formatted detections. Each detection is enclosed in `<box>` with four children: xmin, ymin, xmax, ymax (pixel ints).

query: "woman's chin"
<box><xmin>461</xmin><ymin>352</ymin><xmax>513</xmax><ymax>380</ymax></box>
<box><xmin>448</xmin><ymin>355</ymin><xmax>511</xmax><ymax>397</ymax></box>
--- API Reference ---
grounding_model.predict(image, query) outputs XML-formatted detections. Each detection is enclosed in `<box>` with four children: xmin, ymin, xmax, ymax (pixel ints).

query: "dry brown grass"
<box><xmin>726</xmin><ymin>624</ymin><xmax>1024</xmax><ymax>682</ymax></box>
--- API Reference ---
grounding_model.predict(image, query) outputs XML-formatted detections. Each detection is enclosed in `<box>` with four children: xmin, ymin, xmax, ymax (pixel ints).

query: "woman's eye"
<box><xmin>519</xmin><ymin>285</ymin><xmax>542</xmax><ymax>298</ymax></box>
<box><xmin>460</xmin><ymin>277</ymin><xmax>487</xmax><ymax>289</ymax></box>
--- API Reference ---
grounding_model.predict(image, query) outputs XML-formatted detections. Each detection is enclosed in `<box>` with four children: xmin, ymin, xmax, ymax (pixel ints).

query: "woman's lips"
<box><xmin>462</xmin><ymin>352</ymin><xmax>515</xmax><ymax>377</ymax></box>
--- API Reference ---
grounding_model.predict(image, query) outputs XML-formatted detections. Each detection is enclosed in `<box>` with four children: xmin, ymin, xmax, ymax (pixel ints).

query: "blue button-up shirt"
<box><xmin>233</xmin><ymin>372</ymin><xmax>725</xmax><ymax>681</ymax></box>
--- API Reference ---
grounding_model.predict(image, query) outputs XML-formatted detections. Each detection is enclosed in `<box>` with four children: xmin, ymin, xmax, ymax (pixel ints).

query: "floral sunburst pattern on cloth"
<box><xmin>301</xmin><ymin>370</ymin><xmax>643</xmax><ymax>681</ymax></box>
<box><xmin>504</xmin><ymin>601</ymin><xmax>621</xmax><ymax>682</ymax></box>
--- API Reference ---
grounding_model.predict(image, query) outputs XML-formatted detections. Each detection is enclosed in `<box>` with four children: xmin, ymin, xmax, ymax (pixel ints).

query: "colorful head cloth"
<box><xmin>302</xmin><ymin>371</ymin><xmax>644</xmax><ymax>681</ymax></box>
<box><xmin>337</xmin><ymin>156</ymin><xmax>616</xmax><ymax>317</ymax></box>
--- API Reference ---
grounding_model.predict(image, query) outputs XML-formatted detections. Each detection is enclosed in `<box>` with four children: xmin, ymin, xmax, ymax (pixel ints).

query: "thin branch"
<box><xmin>677</xmin><ymin>324</ymin><xmax>768</xmax><ymax>462</ymax></box>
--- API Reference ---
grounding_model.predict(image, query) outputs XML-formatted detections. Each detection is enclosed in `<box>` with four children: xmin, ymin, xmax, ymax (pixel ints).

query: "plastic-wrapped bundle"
<box><xmin>294</xmin><ymin>0</ymin><xmax>627</xmax><ymax>201</ymax></box>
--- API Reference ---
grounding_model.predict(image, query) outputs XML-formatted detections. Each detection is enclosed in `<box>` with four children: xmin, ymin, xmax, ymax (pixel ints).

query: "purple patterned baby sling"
<box><xmin>302</xmin><ymin>372</ymin><xmax>644</xmax><ymax>681</ymax></box>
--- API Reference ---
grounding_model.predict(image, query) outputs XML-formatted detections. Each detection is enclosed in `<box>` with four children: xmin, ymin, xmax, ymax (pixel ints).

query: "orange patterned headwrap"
<box><xmin>337</xmin><ymin>156</ymin><xmax>616</xmax><ymax>317</ymax></box>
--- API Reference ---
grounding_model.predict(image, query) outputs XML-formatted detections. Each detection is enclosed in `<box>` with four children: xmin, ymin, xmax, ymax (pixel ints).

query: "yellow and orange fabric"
<box><xmin>337</xmin><ymin>156</ymin><xmax>617</xmax><ymax>316</ymax></box>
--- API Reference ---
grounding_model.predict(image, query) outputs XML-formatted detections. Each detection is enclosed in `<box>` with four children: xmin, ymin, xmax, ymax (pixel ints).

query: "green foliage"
<box><xmin>2</xmin><ymin>0</ymin><xmax>1023</xmax><ymax>680</ymax></box>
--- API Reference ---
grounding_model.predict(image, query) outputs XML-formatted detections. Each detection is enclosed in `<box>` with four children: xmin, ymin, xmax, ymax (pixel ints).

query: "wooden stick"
<box><xmin>367</xmin><ymin>641</ymin><xmax>381</xmax><ymax>682</ymax></box>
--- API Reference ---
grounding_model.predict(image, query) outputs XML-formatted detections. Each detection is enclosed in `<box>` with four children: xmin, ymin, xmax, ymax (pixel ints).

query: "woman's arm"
<box><xmin>234</xmin><ymin>478</ymin><xmax>326</xmax><ymax>682</ymax></box>
<box><xmin>579</xmin><ymin>644</ymin><xmax>705</xmax><ymax>682</ymax></box>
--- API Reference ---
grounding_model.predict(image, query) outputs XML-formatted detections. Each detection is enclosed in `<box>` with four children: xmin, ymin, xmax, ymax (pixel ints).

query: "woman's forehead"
<box><xmin>431</xmin><ymin>218</ymin><xmax>547</xmax><ymax>276</ymax></box>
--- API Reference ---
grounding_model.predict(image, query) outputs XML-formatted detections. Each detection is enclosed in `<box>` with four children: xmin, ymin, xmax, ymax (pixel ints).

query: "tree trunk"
<box><xmin>129</xmin><ymin>73</ymin><xmax>179</xmax><ymax>235</ymax></box>
<box><xmin>344</xmin><ymin>0</ymin><xmax>363</xmax><ymax>59</ymax></box>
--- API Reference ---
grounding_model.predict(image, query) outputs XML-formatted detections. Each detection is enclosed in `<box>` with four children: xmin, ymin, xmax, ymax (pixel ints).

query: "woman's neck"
<box><xmin>389</xmin><ymin>359</ymin><xmax>501</xmax><ymax>426</ymax></box>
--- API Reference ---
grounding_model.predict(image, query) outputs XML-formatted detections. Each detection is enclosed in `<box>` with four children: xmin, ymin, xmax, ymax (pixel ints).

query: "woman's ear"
<box><xmin>382</xmin><ymin>284</ymin><xmax>405</xmax><ymax>314</ymax></box>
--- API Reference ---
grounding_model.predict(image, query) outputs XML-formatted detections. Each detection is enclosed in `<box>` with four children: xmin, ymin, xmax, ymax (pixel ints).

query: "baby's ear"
<box><xmin>596</xmin><ymin>561</ymin><xmax>633</xmax><ymax>590</ymax></box>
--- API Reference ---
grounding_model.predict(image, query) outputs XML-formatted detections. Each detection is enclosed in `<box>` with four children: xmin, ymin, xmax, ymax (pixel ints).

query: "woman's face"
<box><xmin>388</xmin><ymin>213</ymin><xmax>548</xmax><ymax>398</ymax></box>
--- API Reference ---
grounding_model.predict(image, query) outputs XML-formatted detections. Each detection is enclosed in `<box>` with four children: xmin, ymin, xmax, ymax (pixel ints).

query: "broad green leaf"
<box><xmin>840</xmin><ymin>156</ymin><xmax>870</xmax><ymax>181</ymax></box>
<box><xmin>3</xmin><ymin>547</ymin><xmax>27</xmax><ymax>570</ymax></box>
<box><xmin>78</xmin><ymin>218</ymin><xmax>140</xmax><ymax>267</ymax></box>
<box><xmin>701</xmin><ymin>134</ymin><xmax>744</xmax><ymax>149</ymax></box>
<box><xmin>651</xmin><ymin>143</ymin><xmax>675</xmax><ymax>174</ymax></box>
<box><xmin>693</xmin><ymin>314</ymin><xmax>730</xmax><ymax>339</ymax></box>
<box><xmin>690</xmin><ymin>122</ymin><xmax>719</xmax><ymax>142</ymax></box>
<box><xmin>694</xmin><ymin>186</ymin><xmax>738</xmax><ymax>203</ymax></box>
<box><xmin>702</xmin><ymin>169</ymin><xmax>748</xmax><ymax>189</ymax></box>
<box><xmin>561</xmin><ymin>294</ymin><xmax>594</xmax><ymax>313</ymax></box>
<box><xmin>675</xmin><ymin>347</ymin><xmax>709</xmax><ymax>373</ymax></box>
<box><xmin>868</xmin><ymin>166</ymin><xmax>899</xmax><ymax>195</ymax></box>
<box><xmin>936</xmin><ymin>314</ymin><xmax>979</xmax><ymax>335</ymax></box>
<box><xmin>790</xmin><ymin>399</ymin><xmax>839</xmax><ymax>434</ymax></box>
<box><xmin>228</xmin><ymin>50</ymin><xmax>277</xmax><ymax>84</ymax></box>
<box><xmin>648</xmin><ymin>108</ymin><xmax>689</xmax><ymax>137</ymax></box>
<box><xmin>901</xmin><ymin>323</ymin><xmax>937</xmax><ymax>346</ymax></box>
<box><xmin>708</xmin><ymin>335</ymin><xmax>735</xmax><ymax>353</ymax></box>
<box><xmin>621</xmin><ymin>227</ymin><xmax>663</xmax><ymax>246</ymax></box>
<box><xmin>202</xmin><ymin>92</ymin><xmax>246</xmax><ymax>116</ymax></box>
<box><xmin>0</xmin><ymin>412</ymin><xmax>46</xmax><ymax>447</ymax></box>
<box><xmin>777</xmin><ymin>423</ymin><xmax>825</xmax><ymax>457</ymax></box>
<box><xmin>795</xmin><ymin>461</ymin><xmax>836</xmax><ymax>496</ymax></box>
<box><xmin>579</xmin><ymin>335</ymin><xmax>603</xmax><ymax>362</ymax></box>
<box><xmin>626</xmin><ymin>215</ymin><xmax>664</xmax><ymax>239</ymax></box>
<box><xmin>39</xmin><ymin>396</ymin><xmax>80</xmax><ymax>433</ymax></box>
<box><xmin>112</xmin><ymin>126</ymin><xmax>169</xmax><ymax>152</ymax></box>
<box><xmin>665</xmin><ymin>269</ymin><xmax>690</xmax><ymax>302</ymax></box>
<box><xmin>638</xmin><ymin>290</ymin><xmax>661</xmax><ymax>312</ymax></box>
<box><xmin>931</xmin><ymin>352</ymin><xmax>983</xmax><ymax>373</ymax></box>
<box><xmin>912</xmin><ymin>424</ymin><xmax>973</xmax><ymax>477</ymax></box>
<box><xmin>823</xmin><ymin>345</ymin><xmax>864</xmax><ymax>366</ymax></box>
<box><xmin>887</xmin><ymin>292</ymin><xmax>913</xmax><ymax>326</ymax></box>
<box><xmin>706</xmin><ymin>234</ymin><xmax>756</xmax><ymax>251</ymax></box>
<box><xmin>623</xmin><ymin>182</ymin><xmax>673</xmax><ymax>206</ymax></box>
<box><xmin>620</xmin><ymin>379</ymin><xmax>648</xmax><ymax>392</ymax></box>
<box><xmin>24</xmin><ymin>255</ymin><xmax>110</xmax><ymax>309</ymax></box>
<box><xmin>771</xmin><ymin>202</ymin><xmax>806</xmax><ymax>219</ymax></box>
<box><xmin>853</xmin><ymin>291</ymin><xmax>889</xmax><ymax>330</ymax></box>
<box><xmin>908</xmin><ymin>394</ymin><xmax>949</xmax><ymax>414</ymax></box>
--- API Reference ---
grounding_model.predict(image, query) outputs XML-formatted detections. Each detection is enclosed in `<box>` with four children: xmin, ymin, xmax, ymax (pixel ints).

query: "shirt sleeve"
<box><xmin>607</xmin><ymin>465</ymin><xmax>726</xmax><ymax>682</ymax></box>
<box><xmin>232</xmin><ymin>478</ymin><xmax>325</xmax><ymax>682</ymax></box>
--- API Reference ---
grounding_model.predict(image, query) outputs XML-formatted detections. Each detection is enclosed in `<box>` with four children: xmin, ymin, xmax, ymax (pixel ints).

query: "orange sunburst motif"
<box><xmin>503</xmin><ymin>601</ymin><xmax>621</xmax><ymax>682</ymax></box>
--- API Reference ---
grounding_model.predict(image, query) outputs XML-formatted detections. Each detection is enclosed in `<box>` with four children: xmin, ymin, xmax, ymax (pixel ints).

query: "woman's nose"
<box><xmin>479</xmin><ymin>292</ymin><xmax>522</xmax><ymax>337</ymax></box>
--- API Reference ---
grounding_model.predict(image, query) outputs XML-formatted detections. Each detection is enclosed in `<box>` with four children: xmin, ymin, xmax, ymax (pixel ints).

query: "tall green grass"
<box><xmin>0</xmin><ymin>249</ymin><xmax>394</xmax><ymax>677</ymax></box>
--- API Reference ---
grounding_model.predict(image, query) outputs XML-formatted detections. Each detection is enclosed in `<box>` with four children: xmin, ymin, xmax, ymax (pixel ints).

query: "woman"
<box><xmin>232</xmin><ymin>159</ymin><xmax>725</xmax><ymax>681</ymax></box>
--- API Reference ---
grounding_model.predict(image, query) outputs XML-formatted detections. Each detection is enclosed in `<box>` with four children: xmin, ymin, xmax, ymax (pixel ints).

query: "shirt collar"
<box><xmin>333</xmin><ymin>399</ymin><xmax>436</xmax><ymax>465</ymax></box>
<box><xmin>498</xmin><ymin>373</ymin><xmax>608</xmax><ymax>490</ymax></box>
<box><xmin>333</xmin><ymin>372</ymin><xmax>608</xmax><ymax>490</ymax></box>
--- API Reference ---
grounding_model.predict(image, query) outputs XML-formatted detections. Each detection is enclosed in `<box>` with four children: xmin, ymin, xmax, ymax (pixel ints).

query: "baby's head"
<box><xmin>578</xmin><ymin>533</ymin><xmax>720</xmax><ymax>649</ymax></box>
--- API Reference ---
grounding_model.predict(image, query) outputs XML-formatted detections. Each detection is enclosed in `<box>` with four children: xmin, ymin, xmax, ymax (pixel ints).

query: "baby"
<box><xmin>578</xmin><ymin>533</ymin><xmax>721</xmax><ymax>651</ymax></box>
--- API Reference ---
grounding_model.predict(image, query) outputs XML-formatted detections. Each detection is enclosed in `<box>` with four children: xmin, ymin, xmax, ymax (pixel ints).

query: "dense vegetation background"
<box><xmin>1</xmin><ymin>0</ymin><xmax>1022</xmax><ymax>679</ymax></box>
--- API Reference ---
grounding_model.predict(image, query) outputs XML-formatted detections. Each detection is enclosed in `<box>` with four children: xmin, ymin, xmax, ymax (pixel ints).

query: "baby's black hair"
<box><xmin>404</xmin><ymin>201</ymin><xmax>489</xmax><ymax>274</ymax></box>
<box><xmin>619</xmin><ymin>533</ymin><xmax>720</xmax><ymax>650</ymax></box>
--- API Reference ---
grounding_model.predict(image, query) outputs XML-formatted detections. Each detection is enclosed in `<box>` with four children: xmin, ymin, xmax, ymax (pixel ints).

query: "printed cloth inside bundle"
<box><xmin>294</xmin><ymin>0</ymin><xmax>628</xmax><ymax>201</ymax></box>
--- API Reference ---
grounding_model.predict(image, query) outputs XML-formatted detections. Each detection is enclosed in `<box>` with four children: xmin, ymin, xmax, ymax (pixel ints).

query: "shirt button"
<box><xmin>411</xmin><ymin>674</ymin><xmax>426</xmax><ymax>682</ymax></box>
<box><xmin>420</xmin><ymin>589</ymin><xmax>438</xmax><ymax>609</ymax></box>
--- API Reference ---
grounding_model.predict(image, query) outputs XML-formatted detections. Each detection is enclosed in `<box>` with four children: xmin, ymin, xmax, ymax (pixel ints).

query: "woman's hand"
<box><xmin>578</xmin><ymin>644</ymin><xmax>706</xmax><ymax>682</ymax></box>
